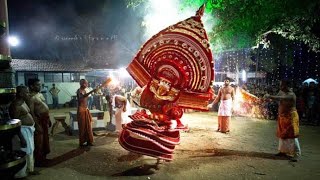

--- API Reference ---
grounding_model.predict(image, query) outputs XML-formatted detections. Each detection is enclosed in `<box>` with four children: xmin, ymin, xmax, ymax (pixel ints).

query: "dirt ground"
<box><xmin>27</xmin><ymin>108</ymin><xmax>320</xmax><ymax>180</ymax></box>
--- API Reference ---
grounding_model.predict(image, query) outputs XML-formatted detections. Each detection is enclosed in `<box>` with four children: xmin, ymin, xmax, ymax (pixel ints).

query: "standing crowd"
<box><xmin>209</xmin><ymin>78</ymin><xmax>302</xmax><ymax>162</ymax></box>
<box><xmin>9</xmin><ymin>77</ymin><xmax>307</xmax><ymax>178</ymax></box>
<box><xmin>10</xmin><ymin>79</ymin><xmax>51</xmax><ymax>178</ymax></box>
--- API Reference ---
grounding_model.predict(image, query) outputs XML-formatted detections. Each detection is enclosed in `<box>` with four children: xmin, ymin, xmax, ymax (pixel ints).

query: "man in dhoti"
<box><xmin>265</xmin><ymin>79</ymin><xmax>301</xmax><ymax>162</ymax></box>
<box><xmin>77</xmin><ymin>79</ymin><xmax>98</xmax><ymax>147</ymax></box>
<box><xmin>28</xmin><ymin>79</ymin><xmax>51</xmax><ymax>167</ymax></box>
<box><xmin>208</xmin><ymin>78</ymin><xmax>235</xmax><ymax>133</ymax></box>
<box><xmin>113</xmin><ymin>95</ymin><xmax>131</xmax><ymax>132</ymax></box>
<box><xmin>9</xmin><ymin>86</ymin><xmax>38</xmax><ymax>177</ymax></box>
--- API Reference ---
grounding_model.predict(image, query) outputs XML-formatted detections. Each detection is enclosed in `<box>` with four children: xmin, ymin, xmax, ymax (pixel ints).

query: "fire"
<box><xmin>99</xmin><ymin>77</ymin><xmax>113</xmax><ymax>88</ymax></box>
<box><xmin>233</xmin><ymin>87</ymin><xmax>245</xmax><ymax>114</ymax></box>
<box><xmin>233</xmin><ymin>87</ymin><xmax>260</xmax><ymax>116</ymax></box>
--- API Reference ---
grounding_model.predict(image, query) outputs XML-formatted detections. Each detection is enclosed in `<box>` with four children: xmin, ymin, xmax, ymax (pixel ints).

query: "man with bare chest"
<box><xmin>9</xmin><ymin>86</ymin><xmax>38</xmax><ymax>177</ymax></box>
<box><xmin>28</xmin><ymin>78</ymin><xmax>51</xmax><ymax>166</ymax></box>
<box><xmin>77</xmin><ymin>79</ymin><xmax>98</xmax><ymax>147</ymax></box>
<box><xmin>208</xmin><ymin>78</ymin><xmax>235</xmax><ymax>133</ymax></box>
<box><xmin>265</xmin><ymin>79</ymin><xmax>301</xmax><ymax>162</ymax></box>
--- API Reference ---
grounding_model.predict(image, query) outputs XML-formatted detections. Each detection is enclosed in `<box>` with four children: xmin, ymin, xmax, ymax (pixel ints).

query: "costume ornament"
<box><xmin>119</xmin><ymin>5</ymin><xmax>214</xmax><ymax>161</ymax></box>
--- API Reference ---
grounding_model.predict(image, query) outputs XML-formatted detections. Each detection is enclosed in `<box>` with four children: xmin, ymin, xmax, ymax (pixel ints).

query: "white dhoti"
<box><xmin>114</xmin><ymin>100</ymin><xmax>132</xmax><ymax>132</ymax></box>
<box><xmin>15</xmin><ymin>125</ymin><xmax>35</xmax><ymax>178</ymax></box>
<box><xmin>218</xmin><ymin>99</ymin><xmax>233</xmax><ymax>116</ymax></box>
<box><xmin>278</xmin><ymin>138</ymin><xmax>301</xmax><ymax>157</ymax></box>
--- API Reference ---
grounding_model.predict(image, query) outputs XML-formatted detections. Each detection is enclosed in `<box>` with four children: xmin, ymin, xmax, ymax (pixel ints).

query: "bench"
<box><xmin>51</xmin><ymin>114</ymin><xmax>72</xmax><ymax>136</ymax></box>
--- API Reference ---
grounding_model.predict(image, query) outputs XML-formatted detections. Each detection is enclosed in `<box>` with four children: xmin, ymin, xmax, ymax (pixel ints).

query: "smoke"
<box><xmin>141</xmin><ymin>0</ymin><xmax>215</xmax><ymax>39</ymax></box>
<box><xmin>9</xmin><ymin>0</ymin><xmax>216</xmax><ymax>67</ymax></box>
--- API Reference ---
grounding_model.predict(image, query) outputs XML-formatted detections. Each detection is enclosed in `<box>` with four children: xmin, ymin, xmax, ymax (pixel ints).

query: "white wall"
<box><xmin>16</xmin><ymin>72</ymin><xmax>81</xmax><ymax>105</ymax></box>
<box><xmin>45</xmin><ymin>82</ymin><xmax>80</xmax><ymax>105</ymax></box>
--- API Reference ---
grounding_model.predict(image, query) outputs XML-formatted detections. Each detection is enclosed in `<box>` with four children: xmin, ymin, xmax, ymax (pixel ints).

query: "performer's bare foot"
<box><xmin>176</xmin><ymin>124</ymin><xmax>188</xmax><ymax>130</ymax></box>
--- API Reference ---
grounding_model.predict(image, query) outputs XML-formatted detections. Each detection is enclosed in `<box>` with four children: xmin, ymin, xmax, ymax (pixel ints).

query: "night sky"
<box><xmin>7</xmin><ymin>0</ymin><xmax>145</xmax><ymax>67</ymax></box>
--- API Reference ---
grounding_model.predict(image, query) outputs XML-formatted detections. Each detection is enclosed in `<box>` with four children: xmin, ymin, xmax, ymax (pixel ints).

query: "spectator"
<box><xmin>49</xmin><ymin>83</ymin><xmax>60</xmax><ymax>109</ymax></box>
<box><xmin>28</xmin><ymin>78</ymin><xmax>51</xmax><ymax>166</ymax></box>
<box><xmin>9</xmin><ymin>86</ymin><xmax>39</xmax><ymax>177</ymax></box>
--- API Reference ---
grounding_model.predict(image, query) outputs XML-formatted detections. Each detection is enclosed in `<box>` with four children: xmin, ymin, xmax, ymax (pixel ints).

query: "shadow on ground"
<box><xmin>111</xmin><ymin>164</ymin><xmax>159</xmax><ymax>176</ymax></box>
<box><xmin>184</xmin><ymin>148</ymin><xmax>291</xmax><ymax>160</ymax></box>
<box><xmin>45</xmin><ymin>148</ymin><xmax>87</xmax><ymax>167</ymax></box>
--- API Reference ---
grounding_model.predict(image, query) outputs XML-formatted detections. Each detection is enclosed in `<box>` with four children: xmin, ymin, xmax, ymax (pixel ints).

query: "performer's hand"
<box><xmin>207</xmin><ymin>103</ymin><xmax>213</xmax><ymax>109</ymax></box>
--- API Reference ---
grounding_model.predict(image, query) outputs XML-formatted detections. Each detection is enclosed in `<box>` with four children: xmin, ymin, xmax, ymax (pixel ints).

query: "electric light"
<box><xmin>8</xmin><ymin>35</ymin><xmax>20</xmax><ymax>47</ymax></box>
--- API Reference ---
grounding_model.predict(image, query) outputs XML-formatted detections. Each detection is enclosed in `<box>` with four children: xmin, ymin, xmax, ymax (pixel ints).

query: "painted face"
<box><xmin>157</xmin><ymin>79</ymin><xmax>171</xmax><ymax>96</ymax></box>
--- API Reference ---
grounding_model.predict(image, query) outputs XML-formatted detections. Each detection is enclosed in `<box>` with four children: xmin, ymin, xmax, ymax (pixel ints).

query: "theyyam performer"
<box><xmin>119</xmin><ymin>5</ymin><xmax>215</xmax><ymax>161</ymax></box>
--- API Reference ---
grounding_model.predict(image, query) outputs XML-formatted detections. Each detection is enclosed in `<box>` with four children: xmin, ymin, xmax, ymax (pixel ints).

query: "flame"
<box><xmin>233</xmin><ymin>87</ymin><xmax>244</xmax><ymax>114</ymax></box>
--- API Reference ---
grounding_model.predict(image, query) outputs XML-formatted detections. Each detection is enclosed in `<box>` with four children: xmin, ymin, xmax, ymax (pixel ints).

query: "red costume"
<box><xmin>119</xmin><ymin>5</ymin><xmax>214</xmax><ymax>160</ymax></box>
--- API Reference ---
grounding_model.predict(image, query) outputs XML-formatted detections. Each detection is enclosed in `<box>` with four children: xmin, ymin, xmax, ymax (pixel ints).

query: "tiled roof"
<box><xmin>11</xmin><ymin>59</ymin><xmax>92</xmax><ymax>72</ymax></box>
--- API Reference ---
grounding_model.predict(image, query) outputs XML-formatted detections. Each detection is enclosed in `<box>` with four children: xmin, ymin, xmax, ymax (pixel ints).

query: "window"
<box><xmin>44</xmin><ymin>72</ymin><xmax>80</xmax><ymax>82</ymax></box>
<box><xmin>63</xmin><ymin>73</ymin><xmax>71</xmax><ymax>82</ymax></box>
<box><xmin>71</xmin><ymin>73</ymin><xmax>80</xmax><ymax>82</ymax></box>
<box><xmin>53</xmin><ymin>73</ymin><xmax>62</xmax><ymax>82</ymax></box>
<box><xmin>24</xmin><ymin>73</ymin><xmax>38</xmax><ymax>86</ymax></box>
<box><xmin>44</xmin><ymin>73</ymin><xmax>62</xmax><ymax>82</ymax></box>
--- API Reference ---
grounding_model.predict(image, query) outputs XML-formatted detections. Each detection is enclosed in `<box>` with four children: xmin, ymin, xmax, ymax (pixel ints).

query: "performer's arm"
<box><xmin>208</xmin><ymin>88</ymin><xmax>221</xmax><ymax>108</ymax></box>
<box><xmin>83</xmin><ymin>78</ymin><xmax>112</xmax><ymax>97</ymax></box>
<box><xmin>267</xmin><ymin>91</ymin><xmax>294</xmax><ymax>100</ymax></box>
<box><xmin>269</xmin><ymin>94</ymin><xmax>294</xmax><ymax>100</ymax></box>
<box><xmin>81</xmin><ymin>88</ymin><xmax>97</xmax><ymax>97</ymax></box>
<box><xmin>212</xmin><ymin>88</ymin><xmax>222</xmax><ymax>105</ymax></box>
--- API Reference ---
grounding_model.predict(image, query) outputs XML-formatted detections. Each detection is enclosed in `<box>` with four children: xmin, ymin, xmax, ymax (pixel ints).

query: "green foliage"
<box><xmin>181</xmin><ymin>0</ymin><xmax>320</xmax><ymax>53</ymax></box>
<box><xmin>125</xmin><ymin>0</ymin><xmax>319</xmax><ymax>53</ymax></box>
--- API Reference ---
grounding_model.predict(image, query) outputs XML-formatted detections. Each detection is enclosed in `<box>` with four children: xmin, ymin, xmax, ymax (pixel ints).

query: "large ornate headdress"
<box><xmin>127</xmin><ymin>5</ymin><xmax>214</xmax><ymax>110</ymax></box>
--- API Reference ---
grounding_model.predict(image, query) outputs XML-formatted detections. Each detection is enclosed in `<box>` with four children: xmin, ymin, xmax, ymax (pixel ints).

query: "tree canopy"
<box><xmin>126</xmin><ymin>0</ymin><xmax>320</xmax><ymax>53</ymax></box>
